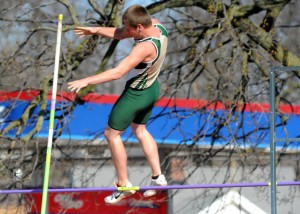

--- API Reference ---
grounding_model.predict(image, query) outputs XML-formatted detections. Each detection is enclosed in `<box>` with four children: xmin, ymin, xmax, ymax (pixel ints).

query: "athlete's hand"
<box><xmin>74</xmin><ymin>27</ymin><xmax>98</xmax><ymax>38</ymax></box>
<box><xmin>68</xmin><ymin>79</ymin><xmax>88</xmax><ymax>93</ymax></box>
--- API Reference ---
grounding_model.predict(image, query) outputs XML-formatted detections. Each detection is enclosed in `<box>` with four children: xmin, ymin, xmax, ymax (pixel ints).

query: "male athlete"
<box><xmin>68</xmin><ymin>4</ymin><xmax>168</xmax><ymax>204</ymax></box>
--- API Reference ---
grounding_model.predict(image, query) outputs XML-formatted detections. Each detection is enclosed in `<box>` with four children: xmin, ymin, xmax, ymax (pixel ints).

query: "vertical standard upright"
<box><xmin>269</xmin><ymin>66</ymin><xmax>300</xmax><ymax>214</ymax></box>
<box><xmin>269</xmin><ymin>67</ymin><xmax>277</xmax><ymax>214</ymax></box>
<box><xmin>41</xmin><ymin>14</ymin><xmax>63</xmax><ymax>214</ymax></box>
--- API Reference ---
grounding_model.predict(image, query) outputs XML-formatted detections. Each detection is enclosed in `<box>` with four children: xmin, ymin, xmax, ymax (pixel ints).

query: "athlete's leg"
<box><xmin>104</xmin><ymin>126</ymin><xmax>128</xmax><ymax>186</ymax></box>
<box><xmin>131</xmin><ymin>123</ymin><xmax>162</xmax><ymax>176</ymax></box>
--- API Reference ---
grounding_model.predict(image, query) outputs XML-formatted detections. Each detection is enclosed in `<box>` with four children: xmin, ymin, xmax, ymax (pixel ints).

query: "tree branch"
<box><xmin>57</xmin><ymin>0</ymin><xmax>80</xmax><ymax>25</ymax></box>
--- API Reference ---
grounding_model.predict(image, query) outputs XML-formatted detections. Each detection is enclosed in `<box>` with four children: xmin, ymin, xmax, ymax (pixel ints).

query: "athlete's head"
<box><xmin>122</xmin><ymin>5</ymin><xmax>152</xmax><ymax>28</ymax></box>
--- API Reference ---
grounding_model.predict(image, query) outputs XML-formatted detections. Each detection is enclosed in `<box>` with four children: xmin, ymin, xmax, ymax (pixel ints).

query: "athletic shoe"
<box><xmin>143</xmin><ymin>174</ymin><xmax>167</xmax><ymax>197</ymax></box>
<box><xmin>104</xmin><ymin>181</ymin><xmax>136</xmax><ymax>204</ymax></box>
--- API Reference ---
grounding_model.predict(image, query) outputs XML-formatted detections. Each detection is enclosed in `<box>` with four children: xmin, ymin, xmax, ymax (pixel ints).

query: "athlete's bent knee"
<box><xmin>133</xmin><ymin>126</ymin><xmax>148</xmax><ymax>141</ymax></box>
<box><xmin>104</xmin><ymin>126</ymin><xmax>122</xmax><ymax>143</ymax></box>
<box><xmin>104</xmin><ymin>127</ymin><xmax>113</xmax><ymax>142</ymax></box>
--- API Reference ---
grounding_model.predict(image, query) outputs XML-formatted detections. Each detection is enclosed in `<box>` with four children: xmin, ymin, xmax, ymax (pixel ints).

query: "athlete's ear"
<box><xmin>137</xmin><ymin>24</ymin><xmax>143</xmax><ymax>31</ymax></box>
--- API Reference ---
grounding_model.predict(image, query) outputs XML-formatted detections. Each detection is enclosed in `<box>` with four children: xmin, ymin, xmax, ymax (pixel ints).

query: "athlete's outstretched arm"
<box><xmin>74</xmin><ymin>26</ymin><xmax>131</xmax><ymax>40</ymax></box>
<box><xmin>68</xmin><ymin>42</ymin><xmax>155</xmax><ymax>93</ymax></box>
<box><xmin>74</xmin><ymin>18</ymin><xmax>160</xmax><ymax>40</ymax></box>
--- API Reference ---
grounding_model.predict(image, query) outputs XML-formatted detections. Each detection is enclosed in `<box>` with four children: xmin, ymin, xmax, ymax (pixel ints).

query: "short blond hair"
<box><xmin>122</xmin><ymin>5</ymin><xmax>152</xmax><ymax>28</ymax></box>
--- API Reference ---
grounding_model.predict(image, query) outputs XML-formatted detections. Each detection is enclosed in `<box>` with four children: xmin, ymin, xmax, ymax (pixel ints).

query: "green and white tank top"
<box><xmin>126</xmin><ymin>24</ymin><xmax>168</xmax><ymax>90</ymax></box>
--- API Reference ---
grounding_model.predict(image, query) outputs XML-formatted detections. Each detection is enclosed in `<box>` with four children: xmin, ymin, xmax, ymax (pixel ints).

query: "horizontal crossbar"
<box><xmin>1</xmin><ymin>181</ymin><xmax>300</xmax><ymax>194</ymax></box>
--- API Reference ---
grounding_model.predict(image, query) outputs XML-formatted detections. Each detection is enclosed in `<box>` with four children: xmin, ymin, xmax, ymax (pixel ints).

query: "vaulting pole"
<box><xmin>41</xmin><ymin>14</ymin><xmax>63</xmax><ymax>214</ymax></box>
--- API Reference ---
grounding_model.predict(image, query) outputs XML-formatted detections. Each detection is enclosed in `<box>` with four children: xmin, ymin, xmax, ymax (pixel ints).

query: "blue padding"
<box><xmin>1</xmin><ymin>100</ymin><xmax>300</xmax><ymax>149</ymax></box>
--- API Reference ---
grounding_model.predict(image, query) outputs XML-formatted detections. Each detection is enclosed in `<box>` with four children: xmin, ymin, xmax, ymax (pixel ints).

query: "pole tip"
<box><xmin>58</xmin><ymin>14</ymin><xmax>63</xmax><ymax>21</ymax></box>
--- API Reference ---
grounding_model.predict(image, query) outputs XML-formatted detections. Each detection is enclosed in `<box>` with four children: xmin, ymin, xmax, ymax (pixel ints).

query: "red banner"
<box><xmin>25</xmin><ymin>191</ymin><xmax>168</xmax><ymax>214</ymax></box>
